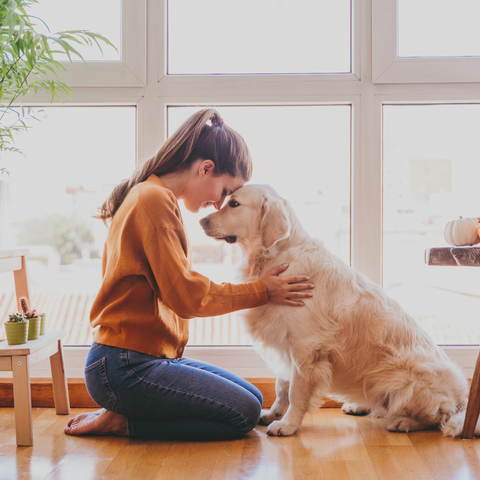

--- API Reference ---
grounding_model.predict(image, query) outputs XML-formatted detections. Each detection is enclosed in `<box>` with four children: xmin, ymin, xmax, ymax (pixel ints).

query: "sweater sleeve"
<box><xmin>143</xmin><ymin>226</ymin><xmax>267</xmax><ymax>319</ymax></box>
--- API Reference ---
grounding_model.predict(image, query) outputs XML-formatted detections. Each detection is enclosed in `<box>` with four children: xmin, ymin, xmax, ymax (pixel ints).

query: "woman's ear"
<box><xmin>199</xmin><ymin>159</ymin><xmax>215</xmax><ymax>177</ymax></box>
<box><xmin>260</xmin><ymin>194</ymin><xmax>291</xmax><ymax>249</ymax></box>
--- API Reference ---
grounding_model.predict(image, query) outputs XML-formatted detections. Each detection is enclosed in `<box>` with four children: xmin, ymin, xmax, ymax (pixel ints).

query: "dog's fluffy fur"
<box><xmin>200</xmin><ymin>184</ymin><xmax>472</xmax><ymax>437</ymax></box>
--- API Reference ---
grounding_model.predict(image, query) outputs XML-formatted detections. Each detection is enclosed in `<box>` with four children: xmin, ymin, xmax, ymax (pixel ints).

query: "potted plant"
<box><xmin>4</xmin><ymin>312</ymin><xmax>28</xmax><ymax>345</ymax></box>
<box><xmin>0</xmin><ymin>0</ymin><xmax>115</xmax><ymax>173</ymax></box>
<box><xmin>19</xmin><ymin>296</ymin><xmax>40</xmax><ymax>340</ymax></box>
<box><xmin>39</xmin><ymin>312</ymin><xmax>46</xmax><ymax>335</ymax></box>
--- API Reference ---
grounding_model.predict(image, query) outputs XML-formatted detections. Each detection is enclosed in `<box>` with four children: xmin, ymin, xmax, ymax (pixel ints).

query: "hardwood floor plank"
<box><xmin>44</xmin><ymin>458</ymin><xmax>112</xmax><ymax>480</ymax></box>
<box><xmin>2</xmin><ymin>408</ymin><xmax>480</xmax><ymax>480</ymax></box>
<box><xmin>66</xmin><ymin>435</ymin><xmax>129</xmax><ymax>460</ymax></box>
<box><xmin>317</xmin><ymin>461</ymin><xmax>352</xmax><ymax>480</ymax></box>
<box><xmin>0</xmin><ymin>408</ymin><xmax>16</xmax><ymax>445</ymax></box>
<box><xmin>268</xmin><ymin>434</ymin><xmax>320</xmax><ymax>479</ymax></box>
<box><xmin>155</xmin><ymin>441</ymin><xmax>222</xmax><ymax>480</ymax></box>
<box><xmin>367</xmin><ymin>445</ymin><xmax>432</xmax><ymax>480</ymax></box>
<box><xmin>356</xmin><ymin>416</ymin><xmax>412</xmax><ymax>446</ymax></box>
<box><xmin>237</xmin><ymin>430</ymin><xmax>269</xmax><ymax>479</ymax></box>
<box><xmin>409</xmin><ymin>435</ymin><xmax>480</xmax><ymax>480</ymax></box>
<box><xmin>209</xmin><ymin>439</ymin><xmax>247</xmax><ymax>480</ymax></box>
<box><xmin>344</xmin><ymin>459</ymin><xmax>378</xmax><ymax>480</ymax></box>
<box><xmin>130</xmin><ymin>443</ymin><xmax>174</xmax><ymax>479</ymax></box>
<box><xmin>0</xmin><ymin>444</ymin><xmax>17</xmax><ymax>475</ymax></box>
<box><xmin>461</xmin><ymin>436</ymin><xmax>480</xmax><ymax>462</ymax></box>
<box><xmin>0</xmin><ymin>433</ymin><xmax>79</xmax><ymax>480</ymax></box>
<box><xmin>313</xmin><ymin>407</ymin><xmax>346</xmax><ymax>435</ymax></box>
<box><xmin>100</xmin><ymin>439</ymin><xmax>157</xmax><ymax>480</ymax></box>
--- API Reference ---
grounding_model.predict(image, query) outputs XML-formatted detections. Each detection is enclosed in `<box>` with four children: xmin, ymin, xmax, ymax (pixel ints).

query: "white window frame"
<box><xmin>51</xmin><ymin>0</ymin><xmax>147</xmax><ymax>87</ymax></box>
<box><xmin>6</xmin><ymin>0</ymin><xmax>480</xmax><ymax>380</ymax></box>
<box><xmin>158</xmin><ymin>0</ymin><xmax>361</xmax><ymax>84</ymax></box>
<box><xmin>372</xmin><ymin>0</ymin><xmax>480</xmax><ymax>84</ymax></box>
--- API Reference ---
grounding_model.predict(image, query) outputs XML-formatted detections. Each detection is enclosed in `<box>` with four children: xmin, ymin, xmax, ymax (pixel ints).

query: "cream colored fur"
<box><xmin>200</xmin><ymin>184</ymin><xmax>472</xmax><ymax>437</ymax></box>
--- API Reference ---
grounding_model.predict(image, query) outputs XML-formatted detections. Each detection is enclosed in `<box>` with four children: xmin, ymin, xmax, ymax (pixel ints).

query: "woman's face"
<box><xmin>182</xmin><ymin>160</ymin><xmax>246</xmax><ymax>213</ymax></box>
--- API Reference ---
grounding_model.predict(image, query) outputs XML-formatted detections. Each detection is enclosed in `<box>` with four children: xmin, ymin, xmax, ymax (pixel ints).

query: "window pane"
<box><xmin>168</xmin><ymin>105</ymin><xmax>351</xmax><ymax>344</ymax></box>
<box><xmin>0</xmin><ymin>107</ymin><xmax>136</xmax><ymax>345</ymax></box>
<box><xmin>398</xmin><ymin>0</ymin><xmax>480</xmax><ymax>58</ymax></box>
<box><xmin>168</xmin><ymin>0</ymin><xmax>351</xmax><ymax>74</ymax></box>
<box><xmin>383</xmin><ymin>104</ymin><xmax>480</xmax><ymax>344</ymax></box>
<box><xmin>29</xmin><ymin>0</ymin><xmax>121</xmax><ymax>61</ymax></box>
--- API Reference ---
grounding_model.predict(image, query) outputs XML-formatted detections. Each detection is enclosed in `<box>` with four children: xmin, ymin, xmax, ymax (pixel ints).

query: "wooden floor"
<box><xmin>1</xmin><ymin>408</ymin><xmax>480</xmax><ymax>480</ymax></box>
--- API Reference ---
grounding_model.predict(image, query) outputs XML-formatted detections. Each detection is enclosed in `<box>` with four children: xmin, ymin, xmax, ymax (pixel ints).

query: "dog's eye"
<box><xmin>229</xmin><ymin>199</ymin><xmax>240</xmax><ymax>208</ymax></box>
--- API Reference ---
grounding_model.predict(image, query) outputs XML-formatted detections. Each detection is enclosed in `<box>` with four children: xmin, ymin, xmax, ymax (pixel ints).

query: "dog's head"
<box><xmin>199</xmin><ymin>184</ymin><xmax>291</xmax><ymax>250</ymax></box>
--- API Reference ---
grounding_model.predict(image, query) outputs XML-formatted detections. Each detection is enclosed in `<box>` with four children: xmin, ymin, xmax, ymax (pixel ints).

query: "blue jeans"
<box><xmin>84</xmin><ymin>342</ymin><xmax>263</xmax><ymax>441</ymax></box>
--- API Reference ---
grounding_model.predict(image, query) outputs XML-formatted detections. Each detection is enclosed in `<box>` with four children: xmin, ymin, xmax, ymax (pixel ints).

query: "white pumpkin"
<box><xmin>444</xmin><ymin>217</ymin><xmax>480</xmax><ymax>246</ymax></box>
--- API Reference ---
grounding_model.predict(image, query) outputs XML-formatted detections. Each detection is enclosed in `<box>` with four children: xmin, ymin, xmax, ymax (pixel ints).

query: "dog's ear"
<box><xmin>260</xmin><ymin>195</ymin><xmax>291</xmax><ymax>249</ymax></box>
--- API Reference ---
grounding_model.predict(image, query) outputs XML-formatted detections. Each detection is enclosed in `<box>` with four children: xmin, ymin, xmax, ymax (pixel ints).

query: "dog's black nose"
<box><xmin>199</xmin><ymin>217</ymin><xmax>209</xmax><ymax>229</ymax></box>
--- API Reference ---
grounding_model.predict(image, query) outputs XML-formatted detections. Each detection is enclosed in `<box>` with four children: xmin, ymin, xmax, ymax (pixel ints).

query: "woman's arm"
<box><xmin>144</xmin><ymin>226</ymin><xmax>267</xmax><ymax>318</ymax></box>
<box><xmin>144</xmin><ymin>227</ymin><xmax>312</xmax><ymax>319</ymax></box>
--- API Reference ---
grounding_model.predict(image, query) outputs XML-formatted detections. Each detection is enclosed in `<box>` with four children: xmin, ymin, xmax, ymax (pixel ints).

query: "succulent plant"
<box><xmin>7</xmin><ymin>312</ymin><xmax>27</xmax><ymax>323</ymax></box>
<box><xmin>19</xmin><ymin>296</ymin><xmax>38</xmax><ymax>319</ymax></box>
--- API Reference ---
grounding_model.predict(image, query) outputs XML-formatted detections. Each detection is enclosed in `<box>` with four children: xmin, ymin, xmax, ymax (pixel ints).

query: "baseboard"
<box><xmin>0</xmin><ymin>378</ymin><xmax>342</xmax><ymax>409</ymax></box>
<box><xmin>0</xmin><ymin>378</ymin><xmax>98</xmax><ymax>408</ymax></box>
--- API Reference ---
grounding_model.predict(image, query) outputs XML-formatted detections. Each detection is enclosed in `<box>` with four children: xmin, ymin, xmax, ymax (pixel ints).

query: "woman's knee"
<box><xmin>237</xmin><ymin>395</ymin><xmax>262</xmax><ymax>436</ymax></box>
<box><xmin>251</xmin><ymin>386</ymin><xmax>263</xmax><ymax>408</ymax></box>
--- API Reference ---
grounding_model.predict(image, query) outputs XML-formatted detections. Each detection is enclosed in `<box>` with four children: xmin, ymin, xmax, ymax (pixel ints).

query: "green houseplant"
<box><xmin>39</xmin><ymin>311</ymin><xmax>45</xmax><ymax>335</ymax></box>
<box><xmin>0</xmin><ymin>0</ymin><xmax>115</xmax><ymax>173</ymax></box>
<box><xmin>5</xmin><ymin>311</ymin><xmax>28</xmax><ymax>345</ymax></box>
<box><xmin>19</xmin><ymin>295</ymin><xmax>40</xmax><ymax>340</ymax></box>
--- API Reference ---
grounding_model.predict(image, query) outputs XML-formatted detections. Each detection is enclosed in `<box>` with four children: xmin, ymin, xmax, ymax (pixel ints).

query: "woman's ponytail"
<box><xmin>96</xmin><ymin>108</ymin><xmax>251</xmax><ymax>224</ymax></box>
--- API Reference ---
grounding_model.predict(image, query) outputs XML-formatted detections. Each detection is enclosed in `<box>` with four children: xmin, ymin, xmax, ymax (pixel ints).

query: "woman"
<box><xmin>65</xmin><ymin>109</ymin><xmax>313</xmax><ymax>441</ymax></box>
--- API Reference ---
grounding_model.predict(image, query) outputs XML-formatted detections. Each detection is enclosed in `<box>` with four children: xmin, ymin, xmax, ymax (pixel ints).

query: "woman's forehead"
<box><xmin>224</xmin><ymin>175</ymin><xmax>245</xmax><ymax>193</ymax></box>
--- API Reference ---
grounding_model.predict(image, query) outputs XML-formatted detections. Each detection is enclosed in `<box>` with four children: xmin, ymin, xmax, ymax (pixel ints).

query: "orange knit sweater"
<box><xmin>91</xmin><ymin>174</ymin><xmax>268</xmax><ymax>357</ymax></box>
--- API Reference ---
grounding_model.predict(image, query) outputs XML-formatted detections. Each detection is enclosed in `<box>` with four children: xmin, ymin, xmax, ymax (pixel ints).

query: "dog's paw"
<box><xmin>258</xmin><ymin>409</ymin><xmax>284</xmax><ymax>426</ymax></box>
<box><xmin>387</xmin><ymin>416</ymin><xmax>435</xmax><ymax>433</ymax></box>
<box><xmin>258</xmin><ymin>410</ymin><xmax>274</xmax><ymax>426</ymax></box>
<box><xmin>387</xmin><ymin>416</ymin><xmax>414</xmax><ymax>433</ymax></box>
<box><xmin>341</xmin><ymin>402</ymin><xmax>371</xmax><ymax>416</ymax></box>
<box><xmin>266</xmin><ymin>420</ymin><xmax>299</xmax><ymax>436</ymax></box>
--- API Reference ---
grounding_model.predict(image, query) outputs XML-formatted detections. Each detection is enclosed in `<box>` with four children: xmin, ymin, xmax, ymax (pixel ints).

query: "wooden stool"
<box><xmin>0</xmin><ymin>331</ymin><xmax>70</xmax><ymax>446</ymax></box>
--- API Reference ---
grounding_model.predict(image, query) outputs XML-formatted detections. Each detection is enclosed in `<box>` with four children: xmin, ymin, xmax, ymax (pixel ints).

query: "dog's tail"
<box><xmin>441</xmin><ymin>409</ymin><xmax>480</xmax><ymax>437</ymax></box>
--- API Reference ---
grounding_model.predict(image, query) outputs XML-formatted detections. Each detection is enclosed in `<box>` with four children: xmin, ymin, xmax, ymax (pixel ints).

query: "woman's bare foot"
<box><xmin>64</xmin><ymin>408</ymin><xmax>128</xmax><ymax>437</ymax></box>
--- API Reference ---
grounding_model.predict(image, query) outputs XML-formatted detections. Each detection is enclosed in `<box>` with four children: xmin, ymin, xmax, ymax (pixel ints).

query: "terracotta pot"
<box><xmin>27</xmin><ymin>316</ymin><xmax>41</xmax><ymax>340</ymax></box>
<box><xmin>5</xmin><ymin>321</ymin><xmax>28</xmax><ymax>345</ymax></box>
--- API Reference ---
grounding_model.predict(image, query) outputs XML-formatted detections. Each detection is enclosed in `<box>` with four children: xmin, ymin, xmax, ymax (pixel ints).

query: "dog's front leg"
<box><xmin>258</xmin><ymin>376</ymin><xmax>290</xmax><ymax>425</ymax></box>
<box><xmin>267</xmin><ymin>368</ymin><xmax>314</xmax><ymax>436</ymax></box>
<box><xmin>267</xmin><ymin>361</ymin><xmax>331</xmax><ymax>437</ymax></box>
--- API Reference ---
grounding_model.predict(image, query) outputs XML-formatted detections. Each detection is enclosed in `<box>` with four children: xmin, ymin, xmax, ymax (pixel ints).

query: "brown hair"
<box><xmin>96</xmin><ymin>108</ymin><xmax>252</xmax><ymax>223</ymax></box>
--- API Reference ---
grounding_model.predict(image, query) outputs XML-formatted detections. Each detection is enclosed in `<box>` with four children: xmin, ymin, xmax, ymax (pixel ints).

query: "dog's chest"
<box><xmin>243</xmin><ymin>304</ymin><xmax>293</xmax><ymax>350</ymax></box>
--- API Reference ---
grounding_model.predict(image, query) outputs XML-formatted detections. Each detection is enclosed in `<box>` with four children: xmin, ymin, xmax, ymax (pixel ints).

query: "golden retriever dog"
<box><xmin>199</xmin><ymin>184</ymin><xmax>471</xmax><ymax>437</ymax></box>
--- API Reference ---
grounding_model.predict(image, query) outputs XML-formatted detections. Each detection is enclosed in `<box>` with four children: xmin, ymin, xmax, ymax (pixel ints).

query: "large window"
<box><xmin>398</xmin><ymin>0</ymin><xmax>480</xmax><ymax>58</ymax></box>
<box><xmin>0</xmin><ymin>107</ymin><xmax>136</xmax><ymax>346</ymax></box>
<box><xmin>1</xmin><ymin>0</ymin><xmax>479</xmax><ymax>378</ymax></box>
<box><xmin>167</xmin><ymin>0</ymin><xmax>351</xmax><ymax>75</ymax></box>
<box><xmin>29</xmin><ymin>0</ymin><xmax>121</xmax><ymax>61</ymax></box>
<box><xmin>383</xmin><ymin>104</ymin><xmax>480</xmax><ymax>344</ymax></box>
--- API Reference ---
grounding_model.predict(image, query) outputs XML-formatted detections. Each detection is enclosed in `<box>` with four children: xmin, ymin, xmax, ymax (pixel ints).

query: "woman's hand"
<box><xmin>260</xmin><ymin>264</ymin><xmax>314</xmax><ymax>306</ymax></box>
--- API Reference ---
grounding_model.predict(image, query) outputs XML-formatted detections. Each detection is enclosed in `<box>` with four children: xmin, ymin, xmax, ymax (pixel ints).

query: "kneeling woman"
<box><xmin>65</xmin><ymin>109</ymin><xmax>313</xmax><ymax>441</ymax></box>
